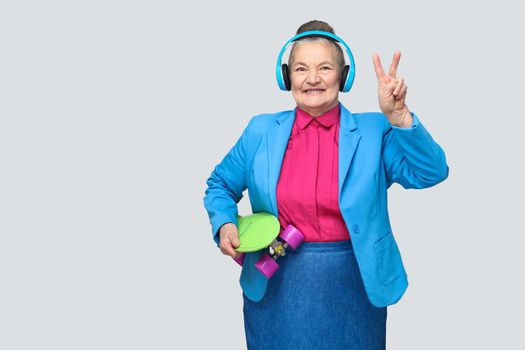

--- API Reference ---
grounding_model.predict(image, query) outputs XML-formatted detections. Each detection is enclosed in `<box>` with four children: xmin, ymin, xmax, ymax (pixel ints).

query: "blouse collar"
<box><xmin>296</xmin><ymin>103</ymin><xmax>340</xmax><ymax>130</ymax></box>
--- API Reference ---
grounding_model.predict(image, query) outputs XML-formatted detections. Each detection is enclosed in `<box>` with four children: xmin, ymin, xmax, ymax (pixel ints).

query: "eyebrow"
<box><xmin>293</xmin><ymin>61</ymin><xmax>335</xmax><ymax>67</ymax></box>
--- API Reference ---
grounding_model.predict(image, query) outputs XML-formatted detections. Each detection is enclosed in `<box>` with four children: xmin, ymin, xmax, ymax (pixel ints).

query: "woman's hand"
<box><xmin>219</xmin><ymin>223</ymin><xmax>242</xmax><ymax>259</ymax></box>
<box><xmin>372</xmin><ymin>51</ymin><xmax>412</xmax><ymax>127</ymax></box>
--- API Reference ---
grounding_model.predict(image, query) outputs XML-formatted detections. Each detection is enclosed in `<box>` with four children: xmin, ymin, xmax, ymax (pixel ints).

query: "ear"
<box><xmin>281</xmin><ymin>64</ymin><xmax>291</xmax><ymax>91</ymax></box>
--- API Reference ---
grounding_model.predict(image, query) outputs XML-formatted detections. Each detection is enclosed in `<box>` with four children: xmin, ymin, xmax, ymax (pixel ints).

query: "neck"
<box><xmin>298</xmin><ymin>101</ymin><xmax>339</xmax><ymax>117</ymax></box>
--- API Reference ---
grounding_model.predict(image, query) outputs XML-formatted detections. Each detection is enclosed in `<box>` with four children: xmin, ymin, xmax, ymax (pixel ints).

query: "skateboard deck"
<box><xmin>234</xmin><ymin>212</ymin><xmax>305</xmax><ymax>279</ymax></box>
<box><xmin>235</xmin><ymin>212</ymin><xmax>280</xmax><ymax>252</ymax></box>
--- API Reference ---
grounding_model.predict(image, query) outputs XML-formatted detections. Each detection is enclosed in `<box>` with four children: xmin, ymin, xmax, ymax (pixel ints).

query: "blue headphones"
<box><xmin>275</xmin><ymin>30</ymin><xmax>356</xmax><ymax>93</ymax></box>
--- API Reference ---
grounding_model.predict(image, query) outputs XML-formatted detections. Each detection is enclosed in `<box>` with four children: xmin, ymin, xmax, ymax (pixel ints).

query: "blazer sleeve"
<box><xmin>203</xmin><ymin>118</ymin><xmax>254</xmax><ymax>247</ymax></box>
<box><xmin>382</xmin><ymin>112</ymin><xmax>449</xmax><ymax>189</ymax></box>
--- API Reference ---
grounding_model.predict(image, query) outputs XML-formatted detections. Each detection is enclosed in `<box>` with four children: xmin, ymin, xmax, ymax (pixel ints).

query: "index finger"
<box><xmin>388</xmin><ymin>51</ymin><xmax>401</xmax><ymax>77</ymax></box>
<box><xmin>372</xmin><ymin>53</ymin><xmax>385</xmax><ymax>79</ymax></box>
<box><xmin>221</xmin><ymin>240</ymin><xmax>240</xmax><ymax>259</ymax></box>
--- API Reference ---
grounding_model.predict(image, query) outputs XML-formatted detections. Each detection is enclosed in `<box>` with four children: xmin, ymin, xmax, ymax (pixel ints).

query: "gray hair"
<box><xmin>287</xmin><ymin>36</ymin><xmax>346</xmax><ymax>75</ymax></box>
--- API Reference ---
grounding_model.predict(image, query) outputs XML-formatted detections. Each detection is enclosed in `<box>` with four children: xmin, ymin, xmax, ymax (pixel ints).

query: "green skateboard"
<box><xmin>233</xmin><ymin>212</ymin><xmax>305</xmax><ymax>279</ymax></box>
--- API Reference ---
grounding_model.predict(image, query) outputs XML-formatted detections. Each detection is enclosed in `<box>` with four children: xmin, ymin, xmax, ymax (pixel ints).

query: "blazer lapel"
<box><xmin>267</xmin><ymin>109</ymin><xmax>296</xmax><ymax>216</ymax></box>
<box><xmin>266</xmin><ymin>103</ymin><xmax>361</xmax><ymax>217</ymax></box>
<box><xmin>338</xmin><ymin>104</ymin><xmax>362</xmax><ymax>200</ymax></box>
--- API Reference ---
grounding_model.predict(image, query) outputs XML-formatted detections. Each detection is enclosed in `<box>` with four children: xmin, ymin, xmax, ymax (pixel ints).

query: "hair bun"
<box><xmin>296</xmin><ymin>20</ymin><xmax>335</xmax><ymax>34</ymax></box>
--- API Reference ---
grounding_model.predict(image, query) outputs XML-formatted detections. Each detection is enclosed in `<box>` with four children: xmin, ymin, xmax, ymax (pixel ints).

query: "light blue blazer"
<box><xmin>203</xmin><ymin>102</ymin><xmax>449</xmax><ymax>307</ymax></box>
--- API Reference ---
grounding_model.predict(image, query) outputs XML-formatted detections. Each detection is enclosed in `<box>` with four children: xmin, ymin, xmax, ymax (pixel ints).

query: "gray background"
<box><xmin>1</xmin><ymin>0</ymin><xmax>523</xmax><ymax>349</ymax></box>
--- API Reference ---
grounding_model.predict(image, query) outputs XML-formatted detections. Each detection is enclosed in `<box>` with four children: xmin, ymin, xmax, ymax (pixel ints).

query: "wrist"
<box><xmin>219</xmin><ymin>222</ymin><xmax>234</xmax><ymax>233</ymax></box>
<box><xmin>389</xmin><ymin>107</ymin><xmax>412</xmax><ymax>128</ymax></box>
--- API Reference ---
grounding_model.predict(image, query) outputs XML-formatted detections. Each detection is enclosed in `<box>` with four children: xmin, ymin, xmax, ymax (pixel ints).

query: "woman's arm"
<box><xmin>382</xmin><ymin>111</ymin><xmax>449</xmax><ymax>189</ymax></box>
<box><xmin>372</xmin><ymin>52</ymin><xmax>449</xmax><ymax>189</ymax></box>
<box><xmin>203</xmin><ymin>118</ymin><xmax>253</xmax><ymax>246</ymax></box>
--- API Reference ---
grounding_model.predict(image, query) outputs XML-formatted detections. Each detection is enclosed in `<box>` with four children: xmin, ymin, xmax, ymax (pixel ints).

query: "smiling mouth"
<box><xmin>303</xmin><ymin>89</ymin><xmax>325</xmax><ymax>94</ymax></box>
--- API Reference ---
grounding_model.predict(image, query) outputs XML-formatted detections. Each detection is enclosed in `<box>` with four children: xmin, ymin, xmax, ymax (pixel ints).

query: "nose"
<box><xmin>306</xmin><ymin>69</ymin><xmax>321</xmax><ymax>84</ymax></box>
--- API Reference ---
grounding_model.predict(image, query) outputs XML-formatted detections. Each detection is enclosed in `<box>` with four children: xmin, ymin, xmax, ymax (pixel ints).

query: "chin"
<box><xmin>302</xmin><ymin>99</ymin><xmax>331</xmax><ymax>109</ymax></box>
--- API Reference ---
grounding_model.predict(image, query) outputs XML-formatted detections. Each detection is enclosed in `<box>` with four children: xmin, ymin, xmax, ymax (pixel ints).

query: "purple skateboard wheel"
<box><xmin>255</xmin><ymin>254</ymin><xmax>279</xmax><ymax>279</ymax></box>
<box><xmin>279</xmin><ymin>224</ymin><xmax>305</xmax><ymax>250</ymax></box>
<box><xmin>233</xmin><ymin>253</ymin><xmax>246</xmax><ymax>266</ymax></box>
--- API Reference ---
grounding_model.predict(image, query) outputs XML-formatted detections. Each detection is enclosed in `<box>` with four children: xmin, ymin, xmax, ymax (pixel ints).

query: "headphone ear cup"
<box><xmin>339</xmin><ymin>65</ymin><xmax>350</xmax><ymax>92</ymax></box>
<box><xmin>282</xmin><ymin>64</ymin><xmax>291</xmax><ymax>91</ymax></box>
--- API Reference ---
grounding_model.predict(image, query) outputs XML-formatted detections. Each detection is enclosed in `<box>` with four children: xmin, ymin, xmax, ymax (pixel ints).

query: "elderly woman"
<box><xmin>203</xmin><ymin>20</ymin><xmax>448</xmax><ymax>349</ymax></box>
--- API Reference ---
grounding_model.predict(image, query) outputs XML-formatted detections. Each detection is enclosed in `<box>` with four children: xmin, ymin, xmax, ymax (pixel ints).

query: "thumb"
<box><xmin>231</xmin><ymin>233</ymin><xmax>240</xmax><ymax>248</ymax></box>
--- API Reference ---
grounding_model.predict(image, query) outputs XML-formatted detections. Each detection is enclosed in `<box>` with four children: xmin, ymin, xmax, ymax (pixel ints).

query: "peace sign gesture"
<box><xmin>373</xmin><ymin>51</ymin><xmax>412</xmax><ymax>127</ymax></box>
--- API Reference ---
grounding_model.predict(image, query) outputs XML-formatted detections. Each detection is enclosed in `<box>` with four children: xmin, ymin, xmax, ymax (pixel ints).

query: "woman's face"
<box><xmin>290</xmin><ymin>40</ymin><xmax>340</xmax><ymax>117</ymax></box>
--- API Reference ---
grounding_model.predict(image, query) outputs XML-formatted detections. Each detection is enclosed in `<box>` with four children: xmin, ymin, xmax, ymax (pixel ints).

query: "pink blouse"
<box><xmin>276</xmin><ymin>103</ymin><xmax>351</xmax><ymax>242</ymax></box>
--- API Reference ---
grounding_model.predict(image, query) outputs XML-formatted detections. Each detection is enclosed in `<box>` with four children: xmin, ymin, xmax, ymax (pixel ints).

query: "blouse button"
<box><xmin>352</xmin><ymin>224</ymin><xmax>360</xmax><ymax>234</ymax></box>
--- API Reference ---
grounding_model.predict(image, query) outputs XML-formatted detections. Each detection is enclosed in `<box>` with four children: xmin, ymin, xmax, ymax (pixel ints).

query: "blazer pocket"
<box><xmin>373</xmin><ymin>231</ymin><xmax>404</xmax><ymax>286</ymax></box>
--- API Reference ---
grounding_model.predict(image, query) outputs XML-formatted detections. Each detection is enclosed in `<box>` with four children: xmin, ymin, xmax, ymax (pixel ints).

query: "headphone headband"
<box><xmin>275</xmin><ymin>30</ymin><xmax>356</xmax><ymax>93</ymax></box>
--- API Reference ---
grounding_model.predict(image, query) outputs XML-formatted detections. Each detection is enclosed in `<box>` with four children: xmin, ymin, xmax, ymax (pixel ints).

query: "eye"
<box><xmin>320</xmin><ymin>66</ymin><xmax>332</xmax><ymax>71</ymax></box>
<box><xmin>295</xmin><ymin>67</ymin><xmax>306</xmax><ymax>72</ymax></box>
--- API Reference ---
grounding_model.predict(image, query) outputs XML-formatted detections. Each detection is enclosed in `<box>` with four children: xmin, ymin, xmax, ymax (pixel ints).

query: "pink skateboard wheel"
<box><xmin>233</xmin><ymin>253</ymin><xmax>246</xmax><ymax>266</ymax></box>
<box><xmin>279</xmin><ymin>224</ymin><xmax>305</xmax><ymax>250</ymax></box>
<box><xmin>255</xmin><ymin>254</ymin><xmax>279</xmax><ymax>279</ymax></box>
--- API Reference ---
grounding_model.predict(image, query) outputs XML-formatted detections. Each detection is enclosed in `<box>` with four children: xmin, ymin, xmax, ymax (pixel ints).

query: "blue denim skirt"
<box><xmin>242</xmin><ymin>240</ymin><xmax>387</xmax><ymax>350</ymax></box>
